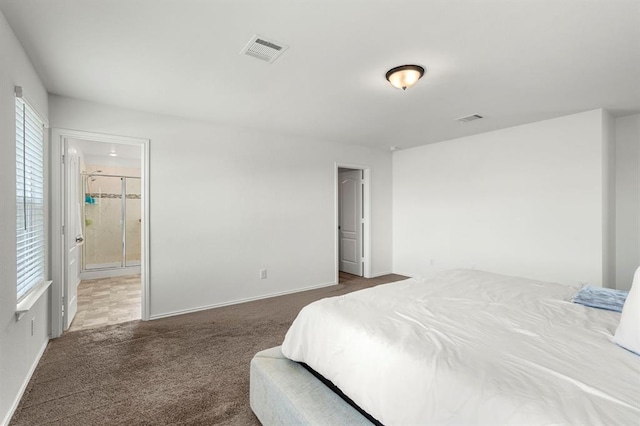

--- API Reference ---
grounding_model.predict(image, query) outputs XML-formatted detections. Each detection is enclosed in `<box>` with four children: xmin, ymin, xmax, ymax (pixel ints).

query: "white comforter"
<box><xmin>281</xmin><ymin>270</ymin><xmax>640</xmax><ymax>425</ymax></box>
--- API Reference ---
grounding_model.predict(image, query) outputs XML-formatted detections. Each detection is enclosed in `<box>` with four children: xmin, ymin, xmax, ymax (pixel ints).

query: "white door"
<box><xmin>339</xmin><ymin>169</ymin><xmax>363</xmax><ymax>276</ymax></box>
<box><xmin>64</xmin><ymin>142</ymin><xmax>82</xmax><ymax>329</ymax></box>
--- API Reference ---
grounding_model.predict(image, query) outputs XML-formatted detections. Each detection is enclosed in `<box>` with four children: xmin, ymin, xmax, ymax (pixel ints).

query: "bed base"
<box><xmin>250</xmin><ymin>346</ymin><xmax>372</xmax><ymax>425</ymax></box>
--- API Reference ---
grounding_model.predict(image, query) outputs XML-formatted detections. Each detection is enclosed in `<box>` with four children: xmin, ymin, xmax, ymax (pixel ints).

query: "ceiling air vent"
<box><xmin>456</xmin><ymin>114</ymin><xmax>484</xmax><ymax>123</ymax></box>
<box><xmin>241</xmin><ymin>35</ymin><xmax>288</xmax><ymax>63</ymax></box>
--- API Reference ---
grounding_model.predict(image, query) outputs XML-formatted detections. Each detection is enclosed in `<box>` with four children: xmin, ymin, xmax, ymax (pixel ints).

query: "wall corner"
<box><xmin>601</xmin><ymin>109</ymin><xmax>616</xmax><ymax>288</ymax></box>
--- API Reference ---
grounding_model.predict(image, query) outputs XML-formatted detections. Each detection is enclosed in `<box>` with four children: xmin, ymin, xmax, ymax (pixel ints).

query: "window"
<box><xmin>16</xmin><ymin>94</ymin><xmax>46</xmax><ymax>300</ymax></box>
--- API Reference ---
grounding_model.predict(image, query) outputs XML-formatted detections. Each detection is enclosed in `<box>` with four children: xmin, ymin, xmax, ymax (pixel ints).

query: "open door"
<box><xmin>64</xmin><ymin>141</ymin><xmax>83</xmax><ymax>329</ymax></box>
<box><xmin>338</xmin><ymin>169</ymin><xmax>363</xmax><ymax>276</ymax></box>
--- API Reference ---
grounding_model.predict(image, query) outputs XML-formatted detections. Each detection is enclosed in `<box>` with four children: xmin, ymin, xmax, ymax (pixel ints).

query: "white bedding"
<box><xmin>281</xmin><ymin>270</ymin><xmax>640</xmax><ymax>425</ymax></box>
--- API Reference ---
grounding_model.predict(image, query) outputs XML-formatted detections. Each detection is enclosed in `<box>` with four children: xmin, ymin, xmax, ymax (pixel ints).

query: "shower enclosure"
<box><xmin>82</xmin><ymin>173</ymin><xmax>141</xmax><ymax>274</ymax></box>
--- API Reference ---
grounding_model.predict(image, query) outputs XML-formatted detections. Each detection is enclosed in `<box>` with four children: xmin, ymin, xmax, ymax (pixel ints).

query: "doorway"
<box><xmin>50</xmin><ymin>129</ymin><xmax>150</xmax><ymax>338</ymax></box>
<box><xmin>335</xmin><ymin>163</ymin><xmax>371</xmax><ymax>283</ymax></box>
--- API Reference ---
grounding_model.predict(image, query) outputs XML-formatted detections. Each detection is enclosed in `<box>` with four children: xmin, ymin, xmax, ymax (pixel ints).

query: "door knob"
<box><xmin>75</xmin><ymin>236</ymin><xmax>84</xmax><ymax>243</ymax></box>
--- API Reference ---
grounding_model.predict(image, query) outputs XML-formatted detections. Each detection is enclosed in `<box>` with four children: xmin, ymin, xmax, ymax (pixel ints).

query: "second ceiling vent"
<box><xmin>241</xmin><ymin>35</ymin><xmax>288</xmax><ymax>63</ymax></box>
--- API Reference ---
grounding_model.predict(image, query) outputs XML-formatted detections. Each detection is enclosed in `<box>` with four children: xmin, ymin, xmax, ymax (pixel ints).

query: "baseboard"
<box><xmin>149</xmin><ymin>280</ymin><xmax>338</xmax><ymax>320</ymax></box>
<box><xmin>2</xmin><ymin>339</ymin><xmax>48</xmax><ymax>426</ymax></box>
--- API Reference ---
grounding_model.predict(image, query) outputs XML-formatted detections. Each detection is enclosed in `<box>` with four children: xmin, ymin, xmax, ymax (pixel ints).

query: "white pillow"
<box><xmin>614</xmin><ymin>266</ymin><xmax>640</xmax><ymax>354</ymax></box>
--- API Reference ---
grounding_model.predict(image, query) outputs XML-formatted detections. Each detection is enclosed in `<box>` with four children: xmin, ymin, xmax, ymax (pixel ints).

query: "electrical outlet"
<box><xmin>31</xmin><ymin>318</ymin><xmax>35</xmax><ymax>336</ymax></box>
<box><xmin>260</xmin><ymin>269</ymin><xmax>267</xmax><ymax>279</ymax></box>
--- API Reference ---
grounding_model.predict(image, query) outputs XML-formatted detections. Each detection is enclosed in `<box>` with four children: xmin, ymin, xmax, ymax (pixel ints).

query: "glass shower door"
<box><xmin>83</xmin><ymin>176</ymin><xmax>124</xmax><ymax>270</ymax></box>
<box><xmin>125</xmin><ymin>177</ymin><xmax>141</xmax><ymax>267</ymax></box>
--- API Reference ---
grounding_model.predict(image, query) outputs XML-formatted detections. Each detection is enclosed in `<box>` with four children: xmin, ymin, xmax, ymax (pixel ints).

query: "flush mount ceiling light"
<box><xmin>385</xmin><ymin>65</ymin><xmax>425</xmax><ymax>91</ymax></box>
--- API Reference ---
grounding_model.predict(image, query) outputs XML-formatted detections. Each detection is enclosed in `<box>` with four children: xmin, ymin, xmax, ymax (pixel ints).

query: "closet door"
<box><xmin>339</xmin><ymin>169</ymin><xmax>363</xmax><ymax>276</ymax></box>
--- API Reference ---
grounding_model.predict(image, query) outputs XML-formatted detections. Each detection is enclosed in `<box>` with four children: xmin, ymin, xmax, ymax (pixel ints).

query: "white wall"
<box><xmin>393</xmin><ymin>110</ymin><xmax>608</xmax><ymax>287</ymax></box>
<box><xmin>49</xmin><ymin>95</ymin><xmax>393</xmax><ymax>318</ymax></box>
<box><xmin>0</xmin><ymin>10</ymin><xmax>50</xmax><ymax>426</ymax></box>
<box><xmin>615</xmin><ymin>113</ymin><xmax>640</xmax><ymax>290</ymax></box>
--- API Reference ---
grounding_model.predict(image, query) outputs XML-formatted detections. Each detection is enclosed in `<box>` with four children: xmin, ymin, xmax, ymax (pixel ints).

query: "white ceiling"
<box><xmin>2</xmin><ymin>0</ymin><xmax>639</xmax><ymax>150</ymax></box>
<box><xmin>72</xmin><ymin>138</ymin><xmax>142</xmax><ymax>161</ymax></box>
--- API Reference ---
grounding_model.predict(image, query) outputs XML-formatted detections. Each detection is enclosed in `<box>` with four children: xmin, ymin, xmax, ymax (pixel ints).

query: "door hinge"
<box><xmin>61</xmin><ymin>225</ymin><xmax>65</xmax><ymax>235</ymax></box>
<box><xmin>61</xmin><ymin>154</ymin><xmax>65</xmax><ymax>164</ymax></box>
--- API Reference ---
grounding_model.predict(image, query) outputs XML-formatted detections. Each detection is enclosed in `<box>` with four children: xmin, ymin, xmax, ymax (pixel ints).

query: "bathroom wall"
<box><xmin>83</xmin><ymin>165</ymin><xmax>141</xmax><ymax>269</ymax></box>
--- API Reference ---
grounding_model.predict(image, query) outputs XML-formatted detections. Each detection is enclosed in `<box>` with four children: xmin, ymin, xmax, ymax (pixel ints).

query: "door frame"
<box><xmin>50</xmin><ymin>128</ymin><xmax>151</xmax><ymax>338</ymax></box>
<box><xmin>334</xmin><ymin>162</ymin><xmax>371</xmax><ymax>282</ymax></box>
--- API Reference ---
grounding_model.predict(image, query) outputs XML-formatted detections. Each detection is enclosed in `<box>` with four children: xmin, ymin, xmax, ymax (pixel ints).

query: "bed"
<box><xmin>251</xmin><ymin>269</ymin><xmax>640</xmax><ymax>425</ymax></box>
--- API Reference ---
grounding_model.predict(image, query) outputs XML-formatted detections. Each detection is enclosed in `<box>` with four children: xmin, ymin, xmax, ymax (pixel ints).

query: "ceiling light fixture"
<box><xmin>109</xmin><ymin>150</ymin><xmax>117</xmax><ymax>157</ymax></box>
<box><xmin>385</xmin><ymin>65</ymin><xmax>425</xmax><ymax>91</ymax></box>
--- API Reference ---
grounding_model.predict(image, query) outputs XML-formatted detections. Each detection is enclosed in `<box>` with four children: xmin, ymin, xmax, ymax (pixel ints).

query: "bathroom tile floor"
<box><xmin>68</xmin><ymin>274</ymin><xmax>141</xmax><ymax>332</ymax></box>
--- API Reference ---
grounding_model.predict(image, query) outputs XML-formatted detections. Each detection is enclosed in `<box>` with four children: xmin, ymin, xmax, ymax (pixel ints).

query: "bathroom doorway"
<box><xmin>50</xmin><ymin>129</ymin><xmax>150</xmax><ymax>337</ymax></box>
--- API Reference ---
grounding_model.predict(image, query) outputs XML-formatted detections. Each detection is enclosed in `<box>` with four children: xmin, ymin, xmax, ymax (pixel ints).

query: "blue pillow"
<box><xmin>572</xmin><ymin>286</ymin><xmax>629</xmax><ymax>312</ymax></box>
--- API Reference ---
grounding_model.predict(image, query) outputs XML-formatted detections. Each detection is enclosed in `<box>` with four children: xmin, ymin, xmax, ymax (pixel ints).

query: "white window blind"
<box><xmin>16</xmin><ymin>95</ymin><xmax>46</xmax><ymax>301</ymax></box>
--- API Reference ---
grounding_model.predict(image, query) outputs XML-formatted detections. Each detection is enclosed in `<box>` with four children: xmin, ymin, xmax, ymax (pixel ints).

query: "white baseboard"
<box><xmin>2</xmin><ymin>339</ymin><xmax>48</xmax><ymax>426</ymax></box>
<box><xmin>149</xmin><ymin>280</ymin><xmax>338</xmax><ymax>320</ymax></box>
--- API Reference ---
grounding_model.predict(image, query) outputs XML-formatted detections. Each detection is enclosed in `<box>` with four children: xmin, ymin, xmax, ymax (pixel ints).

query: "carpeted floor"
<box><xmin>10</xmin><ymin>273</ymin><xmax>407</xmax><ymax>425</ymax></box>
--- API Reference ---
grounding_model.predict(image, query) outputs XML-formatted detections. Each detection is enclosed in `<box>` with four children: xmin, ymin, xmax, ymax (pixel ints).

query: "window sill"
<box><xmin>16</xmin><ymin>280</ymin><xmax>52</xmax><ymax>321</ymax></box>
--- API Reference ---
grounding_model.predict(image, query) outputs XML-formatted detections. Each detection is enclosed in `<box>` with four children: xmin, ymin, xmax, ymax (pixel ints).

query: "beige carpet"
<box><xmin>10</xmin><ymin>273</ymin><xmax>407</xmax><ymax>425</ymax></box>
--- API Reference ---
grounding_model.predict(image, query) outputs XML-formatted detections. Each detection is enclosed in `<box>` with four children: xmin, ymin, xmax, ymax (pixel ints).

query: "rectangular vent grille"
<box><xmin>456</xmin><ymin>114</ymin><xmax>484</xmax><ymax>123</ymax></box>
<box><xmin>241</xmin><ymin>35</ymin><xmax>288</xmax><ymax>63</ymax></box>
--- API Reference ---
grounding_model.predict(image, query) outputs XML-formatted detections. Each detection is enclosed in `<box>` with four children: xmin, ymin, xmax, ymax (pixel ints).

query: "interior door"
<box><xmin>64</xmin><ymin>142</ymin><xmax>82</xmax><ymax>329</ymax></box>
<box><xmin>339</xmin><ymin>169</ymin><xmax>363</xmax><ymax>276</ymax></box>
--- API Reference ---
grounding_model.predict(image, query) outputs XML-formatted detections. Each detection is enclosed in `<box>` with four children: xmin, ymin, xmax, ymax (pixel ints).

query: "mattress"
<box><xmin>281</xmin><ymin>269</ymin><xmax>640</xmax><ymax>425</ymax></box>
